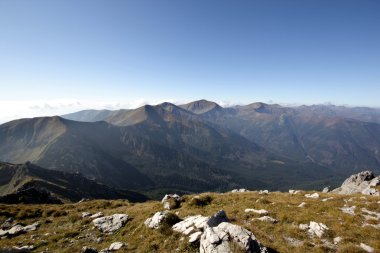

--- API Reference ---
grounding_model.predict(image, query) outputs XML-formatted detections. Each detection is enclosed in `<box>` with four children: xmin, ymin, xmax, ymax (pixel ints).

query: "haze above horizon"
<box><xmin>0</xmin><ymin>0</ymin><xmax>379</xmax><ymax>123</ymax></box>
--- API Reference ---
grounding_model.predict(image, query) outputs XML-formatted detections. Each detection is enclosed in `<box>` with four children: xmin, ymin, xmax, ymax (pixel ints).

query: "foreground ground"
<box><xmin>0</xmin><ymin>191</ymin><xmax>379</xmax><ymax>253</ymax></box>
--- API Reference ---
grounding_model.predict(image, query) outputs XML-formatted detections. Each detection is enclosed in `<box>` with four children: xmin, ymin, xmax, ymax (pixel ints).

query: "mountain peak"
<box><xmin>180</xmin><ymin>99</ymin><xmax>222</xmax><ymax>114</ymax></box>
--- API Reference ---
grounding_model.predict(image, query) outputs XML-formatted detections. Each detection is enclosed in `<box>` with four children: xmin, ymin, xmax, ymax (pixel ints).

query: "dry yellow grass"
<box><xmin>0</xmin><ymin>191</ymin><xmax>379</xmax><ymax>252</ymax></box>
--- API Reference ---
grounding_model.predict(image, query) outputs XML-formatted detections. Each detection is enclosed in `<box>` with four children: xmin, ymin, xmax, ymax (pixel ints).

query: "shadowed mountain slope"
<box><xmin>0</xmin><ymin>161</ymin><xmax>148</xmax><ymax>203</ymax></box>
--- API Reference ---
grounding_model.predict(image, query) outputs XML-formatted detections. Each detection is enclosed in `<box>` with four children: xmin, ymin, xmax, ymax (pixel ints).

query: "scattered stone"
<box><xmin>340</xmin><ymin>206</ymin><xmax>356</xmax><ymax>215</ymax></box>
<box><xmin>322</xmin><ymin>187</ymin><xmax>330</xmax><ymax>193</ymax></box>
<box><xmin>109</xmin><ymin>242</ymin><xmax>124</xmax><ymax>251</ymax></box>
<box><xmin>361</xmin><ymin>208</ymin><xmax>380</xmax><ymax>220</ymax></box>
<box><xmin>162</xmin><ymin>194</ymin><xmax>182</xmax><ymax>210</ymax></box>
<box><xmin>289</xmin><ymin>190</ymin><xmax>300</xmax><ymax>195</ymax></box>
<box><xmin>333</xmin><ymin>171</ymin><xmax>380</xmax><ymax>195</ymax></box>
<box><xmin>82</xmin><ymin>212</ymin><xmax>92</xmax><ymax>218</ymax></box>
<box><xmin>82</xmin><ymin>247</ymin><xmax>98</xmax><ymax>253</ymax></box>
<box><xmin>333</xmin><ymin>236</ymin><xmax>342</xmax><ymax>245</ymax></box>
<box><xmin>254</xmin><ymin>216</ymin><xmax>278</xmax><ymax>224</ymax></box>
<box><xmin>189</xmin><ymin>231</ymin><xmax>203</xmax><ymax>243</ymax></box>
<box><xmin>360</xmin><ymin>243</ymin><xmax>374</xmax><ymax>253</ymax></box>
<box><xmin>305</xmin><ymin>193</ymin><xmax>319</xmax><ymax>199</ymax></box>
<box><xmin>144</xmin><ymin>211</ymin><xmax>168</xmax><ymax>229</ymax></box>
<box><xmin>298</xmin><ymin>202</ymin><xmax>306</xmax><ymax>208</ymax></box>
<box><xmin>322</xmin><ymin>197</ymin><xmax>334</xmax><ymax>202</ymax></box>
<box><xmin>91</xmin><ymin>212</ymin><xmax>104</xmax><ymax>219</ymax></box>
<box><xmin>231</xmin><ymin>189</ymin><xmax>249</xmax><ymax>193</ymax></box>
<box><xmin>0</xmin><ymin>222</ymin><xmax>40</xmax><ymax>238</ymax></box>
<box><xmin>93</xmin><ymin>214</ymin><xmax>129</xmax><ymax>233</ymax></box>
<box><xmin>259</xmin><ymin>190</ymin><xmax>269</xmax><ymax>195</ymax></box>
<box><xmin>245</xmin><ymin>209</ymin><xmax>269</xmax><ymax>215</ymax></box>
<box><xmin>0</xmin><ymin>246</ymin><xmax>33</xmax><ymax>253</ymax></box>
<box><xmin>299</xmin><ymin>222</ymin><xmax>328</xmax><ymax>238</ymax></box>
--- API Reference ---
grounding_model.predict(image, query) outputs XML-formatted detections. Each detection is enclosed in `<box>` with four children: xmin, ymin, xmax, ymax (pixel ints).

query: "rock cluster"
<box><xmin>0</xmin><ymin>221</ymin><xmax>40</xmax><ymax>238</ymax></box>
<box><xmin>231</xmin><ymin>189</ymin><xmax>249</xmax><ymax>193</ymax></box>
<box><xmin>333</xmin><ymin>171</ymin><xmax>380</xmax><ymax>195</ymax></box>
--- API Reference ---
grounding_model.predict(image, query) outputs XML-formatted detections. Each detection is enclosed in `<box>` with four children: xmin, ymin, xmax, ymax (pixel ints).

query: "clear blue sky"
<box><xmin>0</xmin><ymin>0</ymin><xmax>379</xmax><ymax>122</ymax></box>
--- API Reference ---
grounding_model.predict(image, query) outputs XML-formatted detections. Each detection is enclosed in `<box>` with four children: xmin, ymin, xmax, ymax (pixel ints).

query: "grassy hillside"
<box><xmin>1</xmin><ymin>191</ymin><xmax>379</xmax><ymax>252</ymax></box>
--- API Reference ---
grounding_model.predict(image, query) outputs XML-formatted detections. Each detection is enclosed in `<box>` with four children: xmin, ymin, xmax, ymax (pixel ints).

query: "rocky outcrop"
<box><xmin>173</xmin><ymin>210</ymin><xmax>267</xmax><ymax>253</ymax></box>
<box><xmin>162</xmin><ymin>194</ymin><xmax>182</xmax><ymax>210</ymax></box>
<box><xmin>93</xmin><ymin>214</ymin><xmax>128</xmax><ymax>233</ymax></box>
<box><xmin>333</xmin><ymin>171</ymin><xmax>380</xmax><ymax>195</ymax></box>
<box><xmin>200</xmin><ymin>222</ymin><xmax>268</xmax><ymax>253</ymax></box>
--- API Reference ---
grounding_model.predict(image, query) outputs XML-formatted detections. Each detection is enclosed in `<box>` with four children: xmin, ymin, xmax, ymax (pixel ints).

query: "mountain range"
<box><xmin>1</xmin><ymin>100</ymin><xmax>380</xmax><ymax>198</ymax></box>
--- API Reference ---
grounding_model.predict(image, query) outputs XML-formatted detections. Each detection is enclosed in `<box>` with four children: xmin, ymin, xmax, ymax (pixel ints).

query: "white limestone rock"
<box><xmin>305</xmin><ymin>193</ymin><xmax>319</xmax><ymax>199</ymax></box>
<box><xmin>340</xmin><ymin>206</ymin><xmax>356</xmax><ymax>215</ymax></box>
<box><xmin>91</xmin><ymin>212</ymin><xmax>104</xmax><ymax>219</ymax></box>
<box><xmin>93</xmin><ymin>214</ymin><xmax>129</xmax><ymax>233</ymax></box>
<box><xmin>360</xmin><ymin>243</ymin><xmax>374</xmax><ymax>253</ymax></box>
<box><xmin>254</xmin><ymin>216</ymin><xmax>278</xmax><ymax>224</ymax></box>
<box><xmin>109</xmin><ymin>242</ymin><xmax>124</xmax><ymax>251</ymax></box>
<box><xmin>259</xmin><ymin>190</ymin><xmax>269</xmax><ymax>195</ymax></box>
<box><xmin>333</xmin><ymin>171</ymin><xmax>380</xmax><ymax>195</ymax></box>
<box><xmin>144</xmin><ymin>211</ymin><xmax>169</xmax><ymax>229</ymax></box>
<box><xmin>298</xmin><ymin>202</ymin><xmax>306</xmax><ymax>208</ymax></box>
<box><xmin>245</xmin><ymin>209</ymin><xmax>268</xmax><ymax>215</ymax></box>
<box><xmin>189</xmin><ymin>231</ymin><xmax>203</xmax><ymax>243</ymax></box>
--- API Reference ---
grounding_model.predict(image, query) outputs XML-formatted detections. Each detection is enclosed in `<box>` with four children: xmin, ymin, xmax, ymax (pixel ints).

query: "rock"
<box><xmin>206</xmin><ymin>210</ymin><xmax>230</xmax><ymax>227</ymax></box>
<box><xmin>333</xmin><ymin>236</ymin><xmax>342</xmax><ymax>245</ymax></box>
<box><xmin>231</xmin><ymin>189</ymin><xmax>249</xmax><ymax>193</ymax></box>
<box><xmin>8</xmin><ymin>225</ymin><xmax>26</xmax><ymax>236</ymax></box>
<box><xmin>172</xmin><ymin>215</ymin><xmax>209</xmax><ymax>234</ymax></box>
<box><xmin>82</xmin><ymin>212</ymin><xmax>92</xmax><ymax>218</ymax></box>
<box><xmin>200</xmin><ymin>222</ymin><xmax>268</xmax><ymax>253</ymax></box>
<box><xmin>82</xmin><ymin>247</ymin><xmax>98</xmax><ymax>253</ymax></box>
<box><xmin>289</xmin><ymin>190</ymin><xmax>300</xmax><ymax>195</ymax></box>
<box><xmin>305</xmin><ymin>193</ymin><xmax>319</xmax><ymax>199</ymax></box>
<box><xmin>322</xmin><ymin>187</ymin><xmax>330</xmax><ymax>193</ymax></box>
<box><xmin>361</xmin><ymin>208</ymin><xmax>380</xmax><ymax>220</ymax></box>
<box><xmin>259</xmin><ymin>190</ymin><xmax>269</xmax><ymax>195</ymax></box>
<box><xmin>333</xmin><ymin>171</ymin><xmax>380</xmax><ymax>195</ymax></box>
<box><xmin>299</xmin><ymin>224</ymin><xmax>309</xmax><ymax>230</ymax></box>
<box><xmin>1</xmin><ymin>218</ymin><xmax>13</xmax><ymax>230</ymax></box>
<box><xmin>0</xmin><ymin>246</ymin><xmax>32</xmax><ymax>253</ymax></box>
<box><xmin>162</xmin><ymin>194</ymin><xmax>182</xmax><ymax>210</ymax></box>
<box><xmin>109</xmin><ymin>242</ymin><xmax>124</xmax><ymax>251</ymax></box>
<box><xmin>91</xmin><ymin>212</ymin><xmax>104</xmax><ymax>219</ymax></box>
<box><xmin>308</xmin><ymin>221</ymin><xmax>328</xmax><ymax>238</ymax></box>
<box><xmin>360</xmin><ymin>243</ymin><xmax>374</xmax><ymax>253</ymax></box>
<box><xmin>23</xmin><ymin>222</ymin><xmax>40</xmax><ymax>232</ymax></box>
<box><xmin>245</xmin><ymin>209</ymin><xmax>268</xmax><ymax>215</ymax></box>
<box><xmin>340</xmin><ymin>206</ymin><xmax>356</xmax><ymax>215</ymax></box>
<box><xmin>144</xmin><ymin>211</ymin><xmax>168</xmax><ymax>229</ymax></box>
<box><xmin>298</xmin><ymin>202</ymin><xmax>306</xmax><ymax>208</ymax></box>
<box><xmin>93</xmin><ymin>214</ymin><xmax>129</xmax><ymax>233</ymax></box>
<box><xmin>254</xmin><ymin>216</ymin><xmax>278</xmax><ymax>223</ymax></box>
<box><xmin>322</xmin><ymin>197</ymin><xmax>334</xmax><ymax>202</ymax></box>
<box><xmin>189</xmin><ymin>231</ymin><xmax>203</xmax><ymax>243</ymax></box>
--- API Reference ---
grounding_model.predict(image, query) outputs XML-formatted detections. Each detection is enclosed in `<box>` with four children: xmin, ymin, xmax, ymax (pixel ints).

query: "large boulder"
<box><xmin>93</xmin><ymin>214</ymin><xmax>129</xmax><ymax>233</ymax></box>
<box><xmin>333</xmin><ymin>171</ymin><xmax>380</xmax><ymax>195</ymax></box>
<box><xmin>145</xmin><ymin>211</ymin><xmax>180</xmax><ymax>229</ymax></box>
<box><xmin>173</xmin><ymin>210</ymin><xmax>267</xmax><ymax>253</ymax></box>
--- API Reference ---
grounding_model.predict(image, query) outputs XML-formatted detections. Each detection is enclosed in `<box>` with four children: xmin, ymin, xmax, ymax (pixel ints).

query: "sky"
<box><xmin>0</xmin><ymin>0</ymin><xmax>379</xmax><ymax>123</ymax></box>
